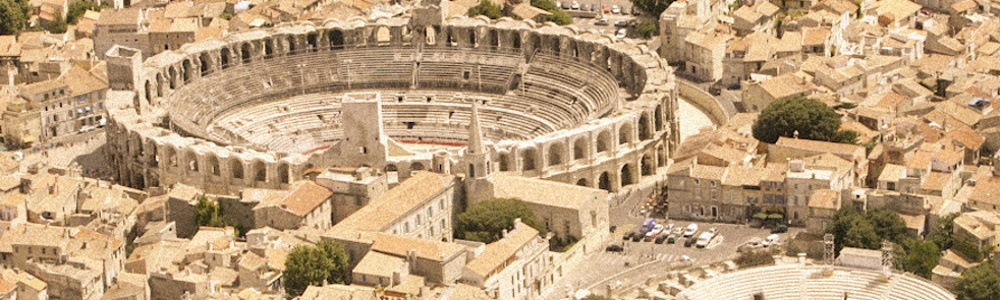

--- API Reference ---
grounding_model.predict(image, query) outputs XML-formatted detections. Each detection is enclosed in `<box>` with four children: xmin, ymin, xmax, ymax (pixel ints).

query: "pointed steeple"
<box><xmin>468</xmin><ymin>97</ymin><xmax>486</xmax><ymax>155</ymax></box>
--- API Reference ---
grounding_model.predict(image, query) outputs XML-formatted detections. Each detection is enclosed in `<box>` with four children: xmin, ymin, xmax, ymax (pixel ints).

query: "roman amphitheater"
<box><xmin>101</xmin><ymin>1</ymin><xmax>683</xmax><ymax>194</ymax></box>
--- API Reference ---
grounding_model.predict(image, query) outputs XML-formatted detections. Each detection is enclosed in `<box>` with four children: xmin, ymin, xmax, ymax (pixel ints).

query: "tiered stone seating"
<box><xmin>164</xmin><ymin>46</ymin><xmax>622</xmax><ymax>154</ymax></box>
<box><xmin>677</xmin><ymin>265</ymin><xmax>955</xmax><ymax>300</ymax></box>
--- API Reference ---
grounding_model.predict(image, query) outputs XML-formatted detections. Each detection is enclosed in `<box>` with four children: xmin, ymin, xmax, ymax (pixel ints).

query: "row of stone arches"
<box><xmin>140</xmin><ymin>21</ymin><xmax>652</xmax><ymax>104</ymax></box>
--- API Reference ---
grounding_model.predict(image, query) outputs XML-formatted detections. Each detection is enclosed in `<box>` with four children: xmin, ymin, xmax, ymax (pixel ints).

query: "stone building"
<box><xmin>250</xmin><ymin>181</ymin><xmax>334</xmax><ymax>231</ymax></box>
<box><xmin>463</xmin><ymin>219</ymin><xmax>550</xmax><ymax>300</ymax></box>
<box><xmin>313</xmin><ymin>167</ymin><xmax>387</xmax><ymax>223</ymax></box>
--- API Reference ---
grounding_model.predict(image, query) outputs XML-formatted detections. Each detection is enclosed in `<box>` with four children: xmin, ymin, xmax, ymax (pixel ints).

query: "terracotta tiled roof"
<box><xmin>465</xmin><ymin>223</ymin><xmax>540</xmax><ymax>278</ymax></box>
<box><xmin>370</xmin><ymin>233</ymin><xmax>465</xmax><ymax>262</ymax></box>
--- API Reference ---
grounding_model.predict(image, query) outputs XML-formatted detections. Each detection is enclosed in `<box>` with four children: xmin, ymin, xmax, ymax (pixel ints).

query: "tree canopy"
<box><xmin>468</xmin><ymin>0</ymin><xmax>503</xmax><ymax>19</ymax></box>
<box><xmin>954</xmin><ymin>262</ymin><xmax>1000</xmax><ymax>300</ymax></box>
<box><xmin>927</xmin><ymin>212</ymin><xmax>959</xmax><ymax>251</ymax></box>
<box><xmin>0</xmin><ymin>0</ymin><xmax>31</xmax><ymax>35</ymax></box>
<box><xmin>752</xmin><ymin>96</ymin><xmax>855</xmax><ymax>144</ymax></box>
<box><xmin>67</xmin><ymin>0</ymin><xmax>106</xmax><ymax>24</ymax></box>
<box><xmin>895</xmin><ymin>237</ymin><xmax>940</xmax><ymax>279</ymax></box>
<box><xmin>635</xmin><ymin>20</ymin><xmax>656</xmax><ymax>39</ymax></box>
<box><xmin>630</xmin><ymin>0</ymin><xmax>672</xmax><ymax>17</ymax></box>
<box><xmin>283</xmin><ymin>240</ymin><xmax>351</xmax><ymax>297</ymax></box>
<box><xmin>531</xmin><ymin>0</ymin><xmax>572</xmax><ymax>25</ymax></box>
<box><xmin>827</xmin><ymin>208</ymin><xmax>910</xmax><ymax>253</ymax></box>
<box><xmin>454</xmin><ymin>198</ymin><xmax>546</xmax><ymax>243</ymax></box>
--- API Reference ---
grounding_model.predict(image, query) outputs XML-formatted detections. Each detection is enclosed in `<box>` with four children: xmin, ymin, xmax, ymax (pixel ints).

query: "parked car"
<box><xmin>602</xmin><ymin>3</ymin><xmax>610</xmax><ymax>13</ymax></box>
<box><xmin>655</xmin><ymin>234</ymin><xmax>669</xmax><ymax>244</ymax></box>
<box><xmin>595</xmin><ymin>18</ymin><xmax>609</xmax><ymax>25</ymax></box>
<box><xmin>667</xmin><ymin>233</ymin><xmax>680</xmax><ymax>244</ymax></box>
<box><xmin>615</xmin><ymin>29</ymin><xmax>627</xmax><ymax>39</ymax></box>
<box><xmin>561</xmin><ymin>1</ymin><xmax>571</xmax><ymax>9</ymax></box>
<box><xmin>771</xmin><ymin>225</ymin><xmax>788</xmax><ymax>233</ymax></box>
<box><xmin>583</xmin><ymin>4</ymin><xmax>591</xmax><ymax>11</ymax></box>
<box><xmin>683</xmin><ymin>223</ymin><xmax>699</xmax><ymax>237</ymax></box>
<box><xmin>632</xmin><ymin>6</ymin><xmax>641</xmax><ymax>15</ymax></box>
<box><xmin>614</xmin><ymin>20</ymin><xmax>629</xmax><ymax>28</ymax></box>
<box><xmin>623</xmin><ymin>231</ymin><xmax>636</xmax><ymax>240</ymax></box>
<box><xmin>631</xmin><ymin>232</ymin><xmax>644</xmax><ymax>242</ymax></box>
<box><xmin>611</xmin><ymin>5</ymin><xmax>621</xmax><ymax>14</ymax></box>
<box><xmin>684</xmin><ymin>234</ymin><xmax>698</xmax><ymax>247</ymax></box>
<box><xmin>695</xmin><ymin>231</ymin><xmax>716</xmax><ymax>248</ymax></box>
<box><xmin>671</xmin><ymin>227</ymin><xmax>684</xmax><ymax>236</ymax></box>
<box><xmin>651</xmin><ymin>224</ymin><xmax>665</xmax><ymax>235</ymax></box>
<box><xmin>762</xmin><ymin>234</ymin><xmax>780</xmax><ymax>247</ymax></box>
<box><xmin>606</xmin><ymin>244</ymin><xmax>624</xmax><ymax>252</ymax></box>
<box><xmin>644</xmin><ymin>231</ymin><xmax>658</xmax><ymax>242</ymax></box>
<box><xmin>738</xmin><ymin>238</ymin><xmax>764</xmax><ymax>252</ymax></box>
<box><xmin>571</xmin><ymin>1</ymin><xmax>580</xmax><ymax>9</ymax></box>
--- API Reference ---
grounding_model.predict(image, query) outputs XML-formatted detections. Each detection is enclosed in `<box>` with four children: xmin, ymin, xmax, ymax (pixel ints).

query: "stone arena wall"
<box><xmin>104</xmin><ymin>15</ymin><xmax>680</xmax><ymax>195</ymax></box>
<box><xmin>676</xmin><ymin>79</ymin><xmax>729</xmax><ymax>126</ymax></box>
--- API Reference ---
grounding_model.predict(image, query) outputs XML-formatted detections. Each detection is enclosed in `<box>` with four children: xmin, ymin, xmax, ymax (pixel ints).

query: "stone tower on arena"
<box><xmin>323</xmin><ymin>92</ymin><xmax>388</xmax><ymax>168</ymax></box>
<box><xmin>463</xmin><ymin>97</ymin><xmax>496</xmax><ymax>206</ymax></box>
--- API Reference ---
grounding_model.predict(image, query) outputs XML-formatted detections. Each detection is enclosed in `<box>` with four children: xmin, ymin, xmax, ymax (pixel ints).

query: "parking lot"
<box><xmin>544</xmin><ymin>219</ymin><xmax>802</xmax><ymax>299</ymax></box>
<box><xmin>557</xmin><ymin>0</ymin><xmax>652</xmax><ymax>37</ymax></box>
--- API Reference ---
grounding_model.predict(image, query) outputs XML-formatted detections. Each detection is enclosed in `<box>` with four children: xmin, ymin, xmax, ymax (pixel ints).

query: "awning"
<box><xmin>767</xmin><ymin>213</ymin><xmax>783</xmax><ymax>220</ymax></box>
<box><xmin>753</xmin><ymin>212</ymin><xmax>769</xmax><ymax>219</ymax></box>
<box><xmin>21</xmin><ymin>135</ymin><xmax>35</xmax><ymax>143</ymax></box>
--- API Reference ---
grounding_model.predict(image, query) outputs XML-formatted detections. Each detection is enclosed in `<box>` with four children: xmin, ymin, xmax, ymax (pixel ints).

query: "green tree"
<box><xmin>531</xmin><ymin>0</ymin><xmax>572</xmax><ymax>25</ymax></box>
<box><xmin>283</xmin><ymin>240</ymin><xmax>351</xmax><ymax>297</ymax></box>
<box><xmin>454</xmin><ymin>198</ymin><xmax>546</xmax><ymax>243</ymax></box>
<box><xmin>844</xmin><ymin>218</ymin><xmax>880</xmax><ymax>249</ymax></box>
<box><xmin>67</xmin><ymin>0</ymin><xmax>104</xmax><ymax>24</ymax></box>
<box><xmin>928</xmin><ymin>212</ymin><xmax>960</xmax><ymax>251</ymax></box>
<box><xmin>630</xmin><ymin>0</ymin><xmax>672</xmax><ymax>16</ymax></box>
<box><xmin>468</xmin><ymin>0</ymin><xmax>503</xmax><ymax>19</ymax></box>
<box><xmin>734</xmin><ymin>250</ymin><xmax>776</xmax><ymax>268</ymax></box>
<box><xmin>827</xmin><ymin>208</ymin><xmax>863</xmax><ymax>254</ymax></box>
<box><xmin>0</xmin><ymin>0</ymin><xmax>31</xmax><ymax>35</ymax></box>
<box><xmin>954</xmin><ymin>262</ymin><xmax>1000</xmax><ymax>300</ymax></box>
<box><xmin>864</xmin><ymin>209</ymin><xmax>908</xmax><ymax>244</ymax></box>
<box><xmin>896</xmin><ymin>237</ymin><xmax>940</xmax><ymax>279</ymax></box>
<box><xmin>42</xmin><ymin>15</ymin><xmax>68</xmax><ymax>34</ymax></box>
<box><xmin>833</xmin><ymin>129</ymin><xmax>860</xmax><ymax>144</ymax></box>
<box><xmin>635</xmin><ymin>20</ymin><xmax>656</xmax><ymax>39</ymax></box>
<box><xmin>751</xmin><ymin>96</ymin><xmax>844</xmax><ymax>144</ymax></box>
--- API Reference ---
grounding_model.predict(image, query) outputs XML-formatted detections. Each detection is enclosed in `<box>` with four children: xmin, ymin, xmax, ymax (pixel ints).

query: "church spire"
<box><xmin>468</xmin><ymin>97</ymin><xmax>486</xmax><ymax>155</ymax></box>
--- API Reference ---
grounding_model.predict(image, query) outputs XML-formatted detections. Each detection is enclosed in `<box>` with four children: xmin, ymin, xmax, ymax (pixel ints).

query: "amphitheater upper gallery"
<box><xmin>101</xmin><ymin>1</ymin><xmax>680</xmax><ymax>195</ymax></box>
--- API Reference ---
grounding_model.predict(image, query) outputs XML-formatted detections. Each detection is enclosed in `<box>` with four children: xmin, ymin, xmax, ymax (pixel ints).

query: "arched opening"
<box><xmin>522</xmin><ymin>148</ymin><xmax>537</xmax><ymax>171</ymax></box>
<box><xmin>576</xmin><ymin>178</ymin><xmax>588</xmax><ymax>186</ymax></box>
<box><xmin>231</xmin><ymin>159</ymin><xmax>244</xmax><ymax>179</ymax></box>
<box><xmin>598</xmin><ymin>172</ymin><xmax>611</xmax><ymax>191</ymax></box>
<box><xmin>186</xmin><ymin>151</ymin><xmax>199</xmax><ymax>172</ymax></box>
<box><xmin>530</xmin><ymin>35</ymin><xmax>541</xmax><ymax>52</ymax></box>
<box><xmin>165</xmin><ymin>147</ymin><xmax>177</xmax><ymax>168</ymax></box>
<box><xmin>254</xmin><ymin>161</ymin><xmax>267</xmax><ymax>182</ymax></box>
<box><xmin>401</xmin><ymin>26</ymin><xmax>413</xmax><ymax>45</ymax></box>
<box><xmin>498</xmin><ymin>153</ymin><xmax>510</xmax><ymax>171</ymax></box>
<box><xmin>548</xmin><ymin>143</ymin><xmax>564</xmax><ymax>167</ymax></box>
<box><xmin>241</xmin><ymin>43</ymin><xmax>253</xmax><ymax>63</ymax></box>
<box><xmin>596</xmin><ymin>130</ymin><xmax>611</xmax><ymax>153</ymax></box>
<box><xmin>264</xmin><ymin>39</ymin><xmax>274</xmax><ymax>57</ymax></box>
<box><xmin>155</xmin><ymin>73</ymin><xmax>164</xmax><ymax>97</ymax></box>
<box><xmin>655</xmin><ymin>105</ymin><xmax>664</xmax><ymax>131</ymax></box>
<box><xmin>376</xmin><ymin>27</ymin><xmax>391</xmax><ymax>46</ymax></box>
<box><xmin>307</xmin><ymin>33</ymin><xmax>319</xmax><ymax>51</ymax></box>
<box><xmin>550</xmin><ymin>37</ymin><xmax>560</xmax><ymax>55</ymax></box>
<box><xmin>447</xmin><ymin>28</ymin><xmax>457</xmax><ymax>46</ymax></box>
<box><xmin>148</xmin><ymin>143</ymin><xmax>159</xmax><ymax>167</ymax></box>
<box><xmin>512</xmin><ymin>33</ymin><xmax>521</xmax><ymax>49</ymax></box>
<box><xmin>168</xmin><ymin>67</ymin><xmax>177</xmax><ymax>89</ymax></box>
<box><xmin>410</xmin><ymin>162</ymin><xmax>425</xmax><ymax>176</ymax></box>
<box><xmin>468</xmin><ymin>29</ymin><xmax>477</xmax><ymax>48</ymax></box>
<box><xmin>657</xmin><ymin>145</ymin><xmax>667</xmax><ymax>167</ymax></box>
<box><xmin>144</xmin><ymin>81</ymin><xmax>152</xmax><ymax>102</ymax></box>
<box><xmin>207</xmin><ymin>155</ymin><xmax>220</xmax><ymax>176</ymax></box>
<box><xmin>621</xmin><ymin>164</ymin><xmax>633</xmax><ymax>186</ymax></box>
<box><xmin>278</xmin><ymin>163</ymin><xmax>290</xmax><ymax>184</ymax></box>
<box><xmin>220</xmin><ymin>48</ymin><xmax>231</xmax><ymax>69</ymax></box>
<box><xmin>199</xmin><ymin>53</ymin><xmax>211</xmax><ymax>76</ymax></box>
<box><xmin>330</xmin><ymin>30</ymin><xmax>344</xmax><ymax>49</ymax></box>
<box><xmin>639</xmin><ymin>113</ymin><xmax>651</xmax><ymax>140</ymax></box>
<box><xmin>641</xmin><ymin>154</ymin><xmax>654</xmax><ymax>176</ymax></box>
<box><xmin>287</xmin><ymin>36</ymin><xmax>296</xmax><ymax>54</ymax></box>
<box><xmin>182</xmin><ymin>59</ymin><xmax>193</xmax><ymax>82</ymax></box>
<box><xmin>573</xmin><ymin>138</ymin><xmax>586</xmax><ymax>160</ymax></box>
<box><xmin>618</xmin><ymin>123</ymin><xmax>633</xmax><ymax>145</ymax></box>
<box><xmin>426</xmin><ymin>25</ymin><xmax>437</xmax><ymax>45</ymax></box>
<box><xmin>488</xmin><ymin>30</ymin><xmax>499</xmax><ymax>48</ymax></box>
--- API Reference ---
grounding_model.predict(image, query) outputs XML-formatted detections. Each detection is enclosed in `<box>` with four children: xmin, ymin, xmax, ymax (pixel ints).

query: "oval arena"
<box><xmin>103</xmin><ymin>13</ymin><xmax>680</xmax><ymax>195</ymax></box>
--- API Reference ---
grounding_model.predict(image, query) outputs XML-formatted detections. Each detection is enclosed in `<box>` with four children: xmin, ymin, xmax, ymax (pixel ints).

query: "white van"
<box><xmin>696</xmin><ymin>231</ymin><xmax>715</xmax><ymax>248</ymax></box>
